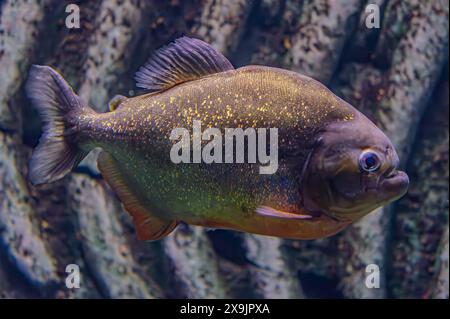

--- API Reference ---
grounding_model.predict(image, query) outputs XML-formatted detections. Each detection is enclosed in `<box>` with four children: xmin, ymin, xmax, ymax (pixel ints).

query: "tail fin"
<box><xmin>26</xmin><ymin>65</ymin><xmax>89</xmax><ymax>185</ymax></box>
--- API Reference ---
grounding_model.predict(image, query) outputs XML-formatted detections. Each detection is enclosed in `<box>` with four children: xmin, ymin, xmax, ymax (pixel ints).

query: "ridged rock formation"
<box><xmin>0</xmin><ymin>0</ymin><xmax>448</xmax><ymax>298</ymax></box>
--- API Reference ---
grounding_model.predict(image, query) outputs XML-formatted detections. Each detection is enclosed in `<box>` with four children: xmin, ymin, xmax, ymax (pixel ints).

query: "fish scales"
<box><xmin>76</xmin><ymin>67</ymin><xmax>350</xmax><ymax>222</ymax></box>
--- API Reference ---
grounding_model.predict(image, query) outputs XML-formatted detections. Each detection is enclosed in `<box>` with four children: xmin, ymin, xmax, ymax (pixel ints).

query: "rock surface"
<box><xmin>0</xmin><ymin>0</ymin><xmax>448</xmax><ymax>298</ymax></box>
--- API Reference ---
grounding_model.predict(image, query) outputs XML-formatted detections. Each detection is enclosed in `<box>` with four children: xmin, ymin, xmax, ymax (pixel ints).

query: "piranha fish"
<box><xmin>26</xmin><ymin>37</ymin><xmax>409</xmax><ymax>241</ymax></box>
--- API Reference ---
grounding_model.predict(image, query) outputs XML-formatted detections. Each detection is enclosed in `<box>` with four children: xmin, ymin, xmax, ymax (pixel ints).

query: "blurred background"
<box><xmin>0</xmin><ymin>0</ymin><xmax>448</xmax><ymax>299</ymax></box>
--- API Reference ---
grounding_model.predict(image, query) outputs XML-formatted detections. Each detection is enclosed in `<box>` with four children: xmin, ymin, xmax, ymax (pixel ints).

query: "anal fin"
<box><xmin>97</xmin><ymin>151</ymin><xmax>178</xmax><ymax>240</ymax></box>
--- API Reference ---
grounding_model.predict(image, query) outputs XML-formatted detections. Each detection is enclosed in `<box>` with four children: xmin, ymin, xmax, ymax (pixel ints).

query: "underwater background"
<box><xmin>0</xmin><ymin>0</ymin><xmax>448</xmax><ymax>298</ymax></box>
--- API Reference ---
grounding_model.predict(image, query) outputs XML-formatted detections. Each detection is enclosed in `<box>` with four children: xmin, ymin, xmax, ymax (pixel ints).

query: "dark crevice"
<box><xmin>340</xmin><ymin>0</ymin><xmax>390</xmax><ymax>67</ymax></box>
<box><xmin>328</xmin><ymin>1</ymin><xmax>378</xmax><ymax>88</ymax></box>
<box><xmin>230</xmin><ymin>0</ymin><xmax>264</xmax><ymax>67</ymax></box>
<box><xmin>207</xmin><ymin>230</ymin><xmax>249</xmax><ymax>266</ymax></box>
<box><xmin>298</xmin><ymin>271</ymin><xmax>344</xmax><ymax>299</ymax></box>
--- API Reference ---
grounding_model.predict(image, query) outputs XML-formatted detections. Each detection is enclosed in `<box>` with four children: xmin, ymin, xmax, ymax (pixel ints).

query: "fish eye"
<box><xmin>359</xmin><ymin>150</ymin><xmax>381</xmax><ymax>173</ymax></box>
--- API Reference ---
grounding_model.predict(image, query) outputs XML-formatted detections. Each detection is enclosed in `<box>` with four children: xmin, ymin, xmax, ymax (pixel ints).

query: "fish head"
<box><xmin>299</xmin><ymin>112</ymin><xmax>409</xmax><ymax>221</ymax></box>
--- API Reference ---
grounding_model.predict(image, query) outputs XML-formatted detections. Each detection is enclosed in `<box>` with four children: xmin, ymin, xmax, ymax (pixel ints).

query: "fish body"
<box><xmin>26</xmin><ymin>37</ymin><xmax>409</xmax><ymax>240</ymax></box>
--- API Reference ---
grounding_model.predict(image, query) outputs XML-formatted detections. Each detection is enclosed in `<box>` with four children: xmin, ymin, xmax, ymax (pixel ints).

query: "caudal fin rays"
<box><xmin>26</xmin><ymin>65</ymin><xmax>90</xmax><ymax>185</ymax></box>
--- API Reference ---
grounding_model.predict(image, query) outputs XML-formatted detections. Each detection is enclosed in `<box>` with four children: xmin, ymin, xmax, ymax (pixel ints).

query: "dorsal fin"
<box><xmin>135</xmin><ymin>36</ymin><xmax>234</xmax><ymax>92</ymax></box>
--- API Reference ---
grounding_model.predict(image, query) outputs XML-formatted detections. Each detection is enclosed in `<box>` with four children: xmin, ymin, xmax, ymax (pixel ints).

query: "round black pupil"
<box><xmin>365</xmin><ymin>155</ymin><xmax>376</xmax><ymax>168</ymax></box>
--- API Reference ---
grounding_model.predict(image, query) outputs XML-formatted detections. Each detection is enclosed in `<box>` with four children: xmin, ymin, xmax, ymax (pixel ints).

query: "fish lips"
<box><xmin>379</xmin><ymin>169</ymin><xmax>409</xmax><ymax>199</ymax></box>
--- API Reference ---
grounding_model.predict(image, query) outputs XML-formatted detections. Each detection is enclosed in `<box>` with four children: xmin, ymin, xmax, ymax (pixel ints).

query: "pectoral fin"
<box><xmin>256</xmin><ymin>206</ymin><xmax>313</xmax><ymax>220</ymax></box>
<box><xmin>98</xmin><ymin>151</ymin><xmax>178</xmax><ymax>240</ymax></box>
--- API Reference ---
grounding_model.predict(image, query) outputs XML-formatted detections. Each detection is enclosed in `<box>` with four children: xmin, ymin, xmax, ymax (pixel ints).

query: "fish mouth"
<box><xmin>380</xmin><ymin>169</ymin><xmax>409</xmax><ymax>199</ymax></box>
<box><xmin>383</xmin><ymin>165</ymin><xmax>399</xmax><ymax>178</ymax></box>
<box><xmin>322</xmin><ymin>168</ymin><xmax>409</xmax><ymax>221</ymax></box>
